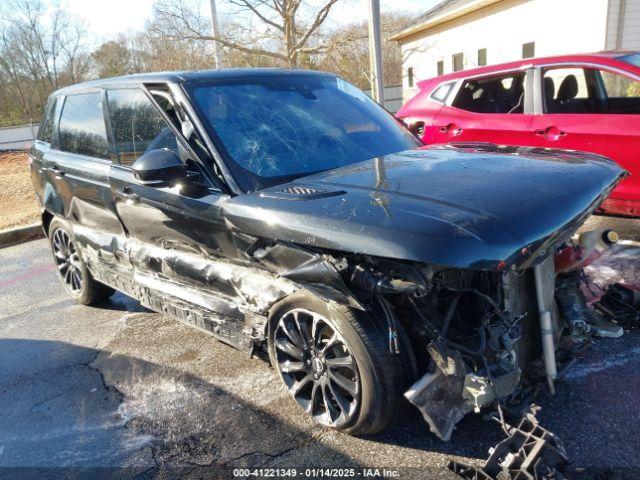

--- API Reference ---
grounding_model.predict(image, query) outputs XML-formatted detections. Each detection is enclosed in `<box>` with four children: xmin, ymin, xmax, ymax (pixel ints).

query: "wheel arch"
<box><xmin>41</xmin><ymin>209</ymin><xmax>54</xmax><ymax>237</ymax></box>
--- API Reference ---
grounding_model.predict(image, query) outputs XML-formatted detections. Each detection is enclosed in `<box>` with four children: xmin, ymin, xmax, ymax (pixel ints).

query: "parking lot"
<box><xmin>0</xmin><ymin>235</ymin><xmax>639</xmax><ymax>480</ymax></box>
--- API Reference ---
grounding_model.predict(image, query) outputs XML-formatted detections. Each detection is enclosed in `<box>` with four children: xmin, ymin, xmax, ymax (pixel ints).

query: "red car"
<box><xmin>397</xmin><ymin>52</ymin><xmax>640</xmax><ymax>217</ymax></box>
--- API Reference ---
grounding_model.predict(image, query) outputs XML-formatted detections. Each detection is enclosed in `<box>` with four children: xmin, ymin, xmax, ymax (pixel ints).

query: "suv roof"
<box><xmin>53</xmin><ymin>68</ymin><xmax>335</xmax><ymax>95</ymax></box>
<box><xmin>418</xmin><ymin>51</ymin><xmax>640</xmax><ymax>89</ymax></box>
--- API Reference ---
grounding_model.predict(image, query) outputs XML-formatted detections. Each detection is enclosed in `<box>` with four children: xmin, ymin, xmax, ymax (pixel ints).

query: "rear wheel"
<box><xmin>268</xmin><ymin>291</ymin><xmax>405</xmax><ymax>435</ymax></box>
<box><xmin>48</xmin><ymin>218</ymin><xmax>114</xmax><ymax>305</ymax></box>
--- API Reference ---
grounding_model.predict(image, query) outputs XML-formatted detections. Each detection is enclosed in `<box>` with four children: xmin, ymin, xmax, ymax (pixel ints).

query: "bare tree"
<box><xmin>316</xmin><ymin>12</ymin><xmax>414</xmax><ymax>89</ymax></box>
<box><xmin>150</xmin><ymin>0</ymin><xmax>342</xmax><ymax>67</ymax></box>
<box><xmin>0</xmin><ymin>0</ymin><xmax>88</xmax><ymax>125</ymax></box>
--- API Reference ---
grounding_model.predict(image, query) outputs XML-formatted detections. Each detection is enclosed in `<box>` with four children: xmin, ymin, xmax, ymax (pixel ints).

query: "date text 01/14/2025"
<box><xmin>232</xmin><ymin>468</ymin><xmax>400</xmax><ymax>477</ymax></box>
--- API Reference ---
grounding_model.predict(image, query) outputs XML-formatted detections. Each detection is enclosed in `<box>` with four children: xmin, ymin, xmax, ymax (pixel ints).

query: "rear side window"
<box><xmin>107</xmin><ymin>89</ymin><xmax>178</xmax><ymax>166</ymax></box>
<box><xmin>37</xmin><ymin>97</ymin><xmax>58</xmax><ymax>143</ymax></box>
<box><xmin>430</xmin><ymin>82</ymin><xmax>454</xmax><ymax>103</ymax></box>
<box><xmin>452</xmin><ymin>72</ymin><xmax>525</xmax><ymax>114</ymax></box>
<box><xmin>59</xmin><ymin>92</ymin><xmax>109</xmax><ymax>158</ymax></box>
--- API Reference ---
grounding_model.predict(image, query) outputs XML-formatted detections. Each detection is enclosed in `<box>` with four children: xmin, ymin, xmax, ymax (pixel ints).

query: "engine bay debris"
<box><xmin>448</xmin><ymin>407</ymin><xmax>568</xmax><ymax>480</ymax></box>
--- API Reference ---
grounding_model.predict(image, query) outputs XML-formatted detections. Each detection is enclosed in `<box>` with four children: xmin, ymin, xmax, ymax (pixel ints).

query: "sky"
<box><xmin>56</xmin><ymin>0</ymin><xmax>440</xmax><ymax>43</ymax></box>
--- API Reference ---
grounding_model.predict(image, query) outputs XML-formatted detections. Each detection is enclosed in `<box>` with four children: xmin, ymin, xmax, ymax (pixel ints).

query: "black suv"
<box><xmin>30</xmin><ymin>69</ymin><xmax>623</xmax><ymax>440</ymax></box>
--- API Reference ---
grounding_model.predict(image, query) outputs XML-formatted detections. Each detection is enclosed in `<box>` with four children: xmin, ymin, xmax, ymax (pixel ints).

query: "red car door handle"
<box><xmin>440</xmin><ymin>124</ymin><xmax>463</xmax><ymax>136</ymax></box>
<box><xmin>535</xmin><ymin>126</ymin><xmax>567</xmax><ymax>140</ymax></box>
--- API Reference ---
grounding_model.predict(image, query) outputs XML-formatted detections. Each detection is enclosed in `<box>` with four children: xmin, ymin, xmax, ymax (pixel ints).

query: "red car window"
<box><xmin>451</xmin><ymin>72</ymin><xmax>526</xmax><ymax>114</ymax></box>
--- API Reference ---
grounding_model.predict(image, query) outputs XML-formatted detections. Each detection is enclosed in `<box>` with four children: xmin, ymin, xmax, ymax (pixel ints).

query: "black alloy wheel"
<box><xmin>273</xmin><ymin>307</ymin><xmax>360</xmax><ymax>428</ymax></box>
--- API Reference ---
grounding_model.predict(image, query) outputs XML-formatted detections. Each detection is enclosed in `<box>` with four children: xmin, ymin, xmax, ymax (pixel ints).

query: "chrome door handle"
<box><xmin>116</xmin><ymin>187</ymin><xmax>139</xmax><ymax>202</ymax></box>
<box><xmin>47</xmin><ymin>165</ymin><xmax>65</xmax><ymax>177</ymax></box>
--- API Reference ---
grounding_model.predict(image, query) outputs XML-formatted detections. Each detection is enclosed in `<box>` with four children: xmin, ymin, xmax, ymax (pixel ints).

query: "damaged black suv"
<box><xmin>31</xmin><ymin>69</ymin><xmax>625</xmax><ymax>440</ymax></box>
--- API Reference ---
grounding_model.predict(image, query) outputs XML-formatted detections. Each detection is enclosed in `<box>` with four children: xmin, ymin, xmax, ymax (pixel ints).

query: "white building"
<box><xmin>390</xmin><ymin>0</ymin><xmax>640</xmax><ymax>100</ymax></box>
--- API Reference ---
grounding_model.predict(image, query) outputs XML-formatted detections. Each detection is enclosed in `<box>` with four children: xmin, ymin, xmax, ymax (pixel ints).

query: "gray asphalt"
<box><xmin>1</xmin><ymin>226</ymin><xmax>640</xmax><ymax>479</ymax></box>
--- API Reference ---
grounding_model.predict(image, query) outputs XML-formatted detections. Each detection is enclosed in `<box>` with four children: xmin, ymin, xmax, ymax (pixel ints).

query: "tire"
<box><xmin>48</xmin><ymin>217</ymin><xmax>114</xmax><ymax>305</ymax></box>
<box><xmin>268</xmin><ymin>291</ymin><xmax>405</xmax><ymax>435</ymax></box>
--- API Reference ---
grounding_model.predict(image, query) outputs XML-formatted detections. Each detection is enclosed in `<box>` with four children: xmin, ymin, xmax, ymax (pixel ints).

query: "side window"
<box><xmin>598</xmin><ymin>70</ymin><xmax>640</xmax><ymax>114</ymax></box>
<box><xmin>37</xmin><ymin>97</ymin><xmax>58</xmax><ymax>143</ymax></box>
<box><xmin>430</xmin><ymin>82</ymin><xmax>454</xmax><ymax>103</ymax></box>
<box><xmin>452</xmin><ymin>72</ymin><xmax>525</xmax><ymax>114</ymax></box>
<box><xmin>59</xmin><ymin>92</ymin><xmax>109</xmax><ymax>158</ymax></box>
<box><xmin>107</xmin><ymin>89</ymin><xmax>178</xmax><ymax>166</ymax></box>
<box><xmin>542</xmin><ymin>68</ymin><xmax>597</xmax><ymax>114</ymax></box>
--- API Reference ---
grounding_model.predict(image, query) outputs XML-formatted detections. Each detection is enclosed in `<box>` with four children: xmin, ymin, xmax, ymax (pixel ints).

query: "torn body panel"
<box><xmin>72</xmin><ymin>223</ymin><xmax>359</xmax><ymax>352</ymax></box>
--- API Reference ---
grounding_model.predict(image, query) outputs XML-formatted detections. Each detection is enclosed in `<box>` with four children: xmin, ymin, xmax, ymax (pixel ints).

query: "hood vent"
<box><xmin>281</xmin><ymin>185</ymin><xmax>323</xmax><ymax>196</ymax></box>
<box><xmin>260</xmin><ymin>185</ymin><xmax>346</xmax><ymax>201</ymax></box>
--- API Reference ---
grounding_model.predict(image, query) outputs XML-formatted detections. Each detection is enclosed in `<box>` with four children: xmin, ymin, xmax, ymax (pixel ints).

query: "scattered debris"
<box><xmin>448</xmin><ymin>406</ymin><xmax>568</xmax><ymax>480</ymax></box>
<box><xmin>595</xmin><ymin>283</ymin><xmax>640</xmax><ymax>329</ymax></box>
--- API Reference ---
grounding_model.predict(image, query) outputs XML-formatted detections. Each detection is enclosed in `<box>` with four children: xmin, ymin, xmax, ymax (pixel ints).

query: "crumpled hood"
<box><xmin>224</xmin><ymin>145</ymin><xmax>625</xmax><ymax>270</ymax></box>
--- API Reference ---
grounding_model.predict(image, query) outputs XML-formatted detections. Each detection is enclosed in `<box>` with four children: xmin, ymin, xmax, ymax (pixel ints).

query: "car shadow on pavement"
<box><xmin>0</xmin><ymin>334</ymin><xmax>499</xmax><ymax>480</ymax></box>
<box><xmin>0</xmin><ymin>337</ymin><xmax>368</xmax><ymax>480</ymax></box>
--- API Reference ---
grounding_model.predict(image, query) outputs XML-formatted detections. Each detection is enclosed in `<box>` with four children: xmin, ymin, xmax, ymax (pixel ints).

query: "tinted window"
<box><xmin>187</xmin><ymin>75</ymin><xmax>420</xmax><ymax>191</ymax></box>
<box><xmin>452</xmin><ymin>72</ymin><xmax>525</xmax><ymax>114</ymax></box>
<box><xmin>107</xmin><ymin>89</ymin><xmax>178</xmax><ymax>166</ymax></box>
<box><xmin>58</xmin><ymin>92</ymin><xmax>109</xmax><ymax>158</ymax></box>
<box><xmin>437</xmin><ymin>60</ymin><xmax>444</xmax><ymax>76</ymax></box>
<box><xmin>37</xmin><ymin>97</ymin><xmax>58</xmax><ymax>143</ymax></box>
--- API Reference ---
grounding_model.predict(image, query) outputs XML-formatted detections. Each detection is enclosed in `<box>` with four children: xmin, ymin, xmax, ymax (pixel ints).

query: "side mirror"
<box><xmin>132</xmin><ymin>149</ymin><xmax>187</xmax><ymax>187</ymax></box>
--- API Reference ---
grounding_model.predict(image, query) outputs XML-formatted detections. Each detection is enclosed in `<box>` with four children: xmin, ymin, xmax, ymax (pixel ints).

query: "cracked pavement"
<box><xmin>1</xmin><ymin>231</ymin><xmax>640</xmax><ymax>480</ymax></box>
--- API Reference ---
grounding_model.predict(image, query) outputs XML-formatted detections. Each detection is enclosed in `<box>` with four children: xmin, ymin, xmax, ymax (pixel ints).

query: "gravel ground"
<box><xmin>0</xmin><ymin>234</ymin><xmax>639</xmax><ymax>480</ymax></box>
<box><xmin>0</xmin><ymin>151</ymin><xmax>39</xmax><ymax>230</ymax></box>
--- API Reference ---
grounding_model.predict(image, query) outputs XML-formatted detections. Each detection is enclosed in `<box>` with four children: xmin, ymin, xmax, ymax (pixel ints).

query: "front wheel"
<box><xmin>48</xmin><ymin>218</ymin><xmax>114</xmax><ymax>305</ymax></box>
<box><xmin>268</xmin><ymin>291</ymin><xmax>405</xmax><ymax>435</ymax></box>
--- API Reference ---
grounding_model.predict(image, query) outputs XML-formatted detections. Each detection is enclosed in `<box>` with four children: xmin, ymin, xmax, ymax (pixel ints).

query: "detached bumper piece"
<box><xmin>447</xmin><ymin>409</ymin><xmax>568</xmax><ymax>480</ymax></box>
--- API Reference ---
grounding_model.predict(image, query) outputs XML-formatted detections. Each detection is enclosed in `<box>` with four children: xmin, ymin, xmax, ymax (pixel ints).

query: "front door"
<box><xmin>531</xmin><ymin>65</ymin><xmax>640</xmax><ymax>216</ymax></box>
<box><xmin>105</xmin><ymin>87</ymin><xmax>233</xmax><ymax>255</ymax></box>
<box><xmin>104</xmin><ymin>86</ymin><xmax>268</xmax><ymax>349</ymax></box>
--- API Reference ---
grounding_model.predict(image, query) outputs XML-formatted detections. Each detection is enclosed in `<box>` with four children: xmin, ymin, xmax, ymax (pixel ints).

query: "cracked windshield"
<box><xmin>188</xmin><ymin>75</ymin><xmax>419</xmax><ymax>190</ymax></box>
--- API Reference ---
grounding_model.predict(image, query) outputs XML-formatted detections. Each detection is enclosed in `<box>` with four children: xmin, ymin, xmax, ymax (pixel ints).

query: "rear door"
<box><xmin>44</xmin><ymin>90</ymin><xmax>124</xmax><ymax>239</ymax></box>
<box><xmin>29</xmin><ymin>96</ymin><xmax>61</xmax><ymax>203</ymax></box>
<box><xmin>531</xmin><ymin>65</ymin><xmax>640</xmax><ymax>216</ymax></box>
<box><xmin>431</xmin><ymin>69</ymin><xmax>535</xmax><ymax>146</ymax></box>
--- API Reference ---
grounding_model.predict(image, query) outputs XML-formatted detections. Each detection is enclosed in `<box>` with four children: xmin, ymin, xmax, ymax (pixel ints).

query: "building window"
<box><xmin>478</xmin><ymin>48</ymin><xmax>487</xmax><ymax>66</ymax></box>
<box><xmin>408</xmin><ymin>67</ymin><xmax>414</xmax><ymax>87</ymax></box>
<box><xmin>437</xmin><ymin>60</ymin><xmax>444</xmax><ymax>76</ymax></box>
<box><xmin>522</xmin><ymin>42</ymin><xmax>535</xmax><ymax>59</ymax></box>
<box><xmin>452</xmin><ymin>53</ymin><xmax>464</xmax><ymax>72</ymax></box>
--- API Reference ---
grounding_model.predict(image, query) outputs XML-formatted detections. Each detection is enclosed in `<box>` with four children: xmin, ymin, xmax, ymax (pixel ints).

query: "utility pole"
<box><xmin>210</xmin><ymin>0</ymin><xmax>221</xmax><ymax>68</ymax></box>
<box><xmin>367</xmin><ymin>0</ymin><xmax>384</xmax><ymax>104</ymax></box>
